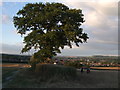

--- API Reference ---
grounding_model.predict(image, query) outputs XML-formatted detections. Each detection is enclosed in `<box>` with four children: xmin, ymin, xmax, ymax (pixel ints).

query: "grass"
<box><xmin>35</xmin><ymin>64</ymin><xmax>77</xmax><ymax>80</ymax></box>
<box><xmin>2</xmin><ymin>66</ymin><xmax>119</xmax><ymax>88</ymax></box>
<box><xmin>2</xmin><ymin>67</ymin><xmax>20</xmax><ymax>83</ymax></box>
<box><xmin>90</xmin><ymin>67</ymin><xmax>119</xmax><ymax>70</ymax></box>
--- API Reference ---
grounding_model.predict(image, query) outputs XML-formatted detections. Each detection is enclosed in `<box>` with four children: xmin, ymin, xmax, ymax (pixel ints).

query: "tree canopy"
<box><xmin>13</xmin><ymin>2</ymin><xmax>89</xmax><ymax>63</ymax></box>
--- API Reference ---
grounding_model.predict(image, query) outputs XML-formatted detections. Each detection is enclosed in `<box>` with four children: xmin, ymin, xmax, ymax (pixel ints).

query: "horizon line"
<box><xmin>0</xmin><ymin>53</ymin><xmax>119</xmax><ymax>57</ymax></box>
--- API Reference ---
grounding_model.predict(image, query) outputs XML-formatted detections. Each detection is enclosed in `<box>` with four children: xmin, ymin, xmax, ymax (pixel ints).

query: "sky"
<box><xmin>0</xmin><ymin>0</ymin><xmax>119</xmax><ymax>56</ymax></box>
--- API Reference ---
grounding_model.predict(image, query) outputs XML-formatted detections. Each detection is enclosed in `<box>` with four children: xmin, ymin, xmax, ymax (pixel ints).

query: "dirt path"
<box><xmin>1</xmin><ymin>63</ymin><xmax>31</xmax><ymax>68</ymax></box>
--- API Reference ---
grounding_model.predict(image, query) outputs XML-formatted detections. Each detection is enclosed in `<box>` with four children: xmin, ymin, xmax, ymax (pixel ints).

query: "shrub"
<box><xmin>29</xmin><ymin>56</ymin><xmax>55</xmax><ymax>71</ymax></box>
<box><xmin>64</xmin><ymin>60</ymin><xmax>83</xmax><ymax>69</ymax></box>
<box><xmin>29</xmin><ymin>56</ymin><xmax>38</xmax><ymax>71</ymax></box>
<box><xmin>35</xmin><ymin>64</ymin><xmax>77</xmax><ymax>80</ymax></box>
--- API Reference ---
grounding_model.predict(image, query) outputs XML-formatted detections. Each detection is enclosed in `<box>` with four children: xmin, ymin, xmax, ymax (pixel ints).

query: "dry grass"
<box><xmin>2</xmin><ymin>63</ymin><xmax>30</xmax><ymax>68</ymax></box>
<box><xmin>2</xmin><ymin>63</ymin><xmax>119</xmax><ymax>70</ymax></box>
<box><xmin>91</xmin><ymin>67</ymin><xmax>119</xmax><ymax>70</ymax></box>
<box><xmin>2</xmin><ymin>67</ymin><xmax>119</xmax><ymax>88</ymax></box>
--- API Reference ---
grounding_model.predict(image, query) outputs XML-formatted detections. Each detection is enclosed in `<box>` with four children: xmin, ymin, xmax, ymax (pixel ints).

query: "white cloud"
<box><xmin>2</xmin><ymin>14</ymin><xmax>12</xmax><ymax>24</ymax></box>
<box><xmin>1</xmin><ymin>43</ymin><xmax>22</xmax><ymax>54</ymax></box>
<box><xmin>0</xmin><ymin>2</ymin><xmax>2</xmax><ymax>6</ymax></box>
<box><xmin>60</xmin><ymin>0</ymin><xmax>119</xmax><ymax>3</ymax></box>
<box><xmin>1</xmin><ymin>43</ymin><xmax>36</xmax><ymax>55</ymax></box>
<box><xmin>64</xmin><ymin>2</ymin><xmax>118</xmax><ymax>27</ymax></box>
<box><xmin>1</xmin><ymin>0</ymin><xmax>118</xmax><ymax>56</ymax></box>
<box><xmin>58</xmin><ymin>43</ymin><xmax>118</xmax><ymax>56</ymax></box>
<box><xmin>62</xmin><ymin>1</ymin><xmax>118</xmax><ymax>50</ymax></box>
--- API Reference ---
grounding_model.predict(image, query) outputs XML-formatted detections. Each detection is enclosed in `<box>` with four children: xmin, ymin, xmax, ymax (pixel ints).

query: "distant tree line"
<box><xmin>1</xmin><ymin>53</ymin><xmax>31</xmax><ymax>63</ymax></box>
<box><xmin>1</xmin><ymin>53</ymin><xmax>119</xmax><ymax>64</ymax></box>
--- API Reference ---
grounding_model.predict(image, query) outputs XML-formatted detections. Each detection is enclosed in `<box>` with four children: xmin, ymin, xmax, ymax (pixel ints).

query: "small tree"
<box><xmin>13</xmin><ymin>2</ymin><xmax>89</xmax><ymax>67</ymax></box>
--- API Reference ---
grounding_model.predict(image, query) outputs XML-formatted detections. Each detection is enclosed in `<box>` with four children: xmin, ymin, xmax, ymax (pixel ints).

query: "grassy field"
<box><xmin>2</xmin><ymin>63</ymin><xmax>120</xmax><ymax>70</ymax></box>
<box><xmin>2</xmin><ymin>67</ymin><xmax>119</xmax><ymax>88</ymax></box>
<box><xmin>90</xmin><ymin>67</ymin><xmax>119</xmax><ymax>70</ymax></box>
<box><xmin>1</xmin><ymin>63</ymin><xmax>30</xmax><ymax>68</ymax></box>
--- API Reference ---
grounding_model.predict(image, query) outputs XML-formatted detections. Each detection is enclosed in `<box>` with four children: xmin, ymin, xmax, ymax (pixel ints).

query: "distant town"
<box><xmin>1</xmin><ymin>53</ymin><xmax>120</xmax><ymax>67</ymax></box>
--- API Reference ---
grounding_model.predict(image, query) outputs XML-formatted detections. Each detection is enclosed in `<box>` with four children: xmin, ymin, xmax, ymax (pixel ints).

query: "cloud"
<box><xmin>0</xmin><ymin>2</ymin><xmax>2</xmax><ymax>6</ymax></box>
<box><xmin>61</xmin><ymin>38</ymin><xmax>118</xmax><ymax>51</ymax></box>
<box><xmin>1</xmin><ymin>39</ymin><xmax>118</xmax><ymax>56</ymax></box>
<box><xmin>2</xmin><ymin>14</ymin><xmax>12</xmax><ymax>24</ymax></box>
<box><xmin>1</xmin><ymin>1</ymin><xmax>118</xmax><ymax>56</ymax></box>
<box><xmin>58</xmin><ymin>43</ymin><xmax>118</xmax><ymax>56</ymax></box>
<box><xmin>1</xmin><ymin>43</ymin><xmax>22</xmax><ymax>54</ymax></box>
<box><xmin>64</xmin><ymin>2</ymin><xmax>118</xmax><ymax>27</ymax></box>
<box><xmin>84</xmin><ymin>3</ymin><xmax>117</xmax><ymax>28</ymax></box>
<box><xmin>58</xmin><ymin>39</ymin><xmax>118</xmax><ymax>56</ymax></box>
<box><xmin>1</xmin><ymin>43</ymin><xmax>36</xmax><ymax>55</ymax></box>
<box><xmin>62</xmin><ymin>1</ymin><xmax>118</xmax><ymax>48</ymax></box>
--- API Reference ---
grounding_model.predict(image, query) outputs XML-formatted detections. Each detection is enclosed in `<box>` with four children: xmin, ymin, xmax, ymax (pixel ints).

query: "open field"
<box><xmin>2</xmin><ymin>67</ymin><xmax>119</xmax><ymax>88</ymax></box>
<box><xmin>90</xmin><ymin>67</ymin><xmax>119</xmax><ymax>70</ymax></box>
<box><xmin>1</xmin><ymin>63</ymin><xmax>120</xmax><ymax>70</ymax></box>
<box><xmin>1</xmin><ymin>63</ymin><xmax>31</xmax><ymax>68</ymax></box>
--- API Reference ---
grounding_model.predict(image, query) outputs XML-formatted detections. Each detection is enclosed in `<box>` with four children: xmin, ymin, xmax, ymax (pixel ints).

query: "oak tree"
<box><xmin>13</xmin><ymin>2</ymin><xmax>89</xmax><ymax>64</ymax></box>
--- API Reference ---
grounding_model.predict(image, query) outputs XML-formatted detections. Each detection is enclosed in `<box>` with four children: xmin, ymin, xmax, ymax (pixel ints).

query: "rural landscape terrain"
<box><xmin>1</xmin><ymin>1</ymin><xmax>119</xmax><ymax>89</ymax></box>
<box><xmin>1</xmin><ymin>53</ymin><xmax>120</xmax><ymax>88</ymax></box>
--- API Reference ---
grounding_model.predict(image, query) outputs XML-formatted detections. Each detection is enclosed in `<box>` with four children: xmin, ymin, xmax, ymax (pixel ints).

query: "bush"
<box><xmin>35</xmin><ymin>64</ymin><xmax>77</xmax><ymax>80</ymax></box>
<box><xmin>29</xmin><ymin>56</ymin><xmax>38</xmax><ymax>71</ymax></box>
<box><xmin>64</xmin><ymin>60</ymin><xmax>83</xmax><ymax>69</ymax></box>
<box><xmin>29</xmin><ymin>56</ymin><xmax>56</xmax><ymax>71</ymax></box>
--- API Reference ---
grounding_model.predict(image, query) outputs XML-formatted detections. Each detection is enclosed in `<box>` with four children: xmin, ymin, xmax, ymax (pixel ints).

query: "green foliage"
<box><xmin>13</xmin><ymin>2</ymin><xmax>89</xmax><ymax>63</ymax></box>
<box><xmin>35</xmin><ymin>64</ymin><xmax>77</xmax><ymax>80</ymax></box>
<box><xmin>29</xmin><ymin>56</ymin><xmax>38</xmax><ymax>70</ymax></box>
<box><xmin>29</xmin><ymin>55</ymin><xmax>55</xmax><ymax>70</ymax></box>
<box><xmin>64</xmin><ymin>60</ymin><xmax>83</xmax><ymax>68</ymax></box>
